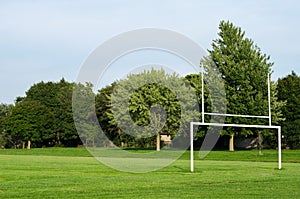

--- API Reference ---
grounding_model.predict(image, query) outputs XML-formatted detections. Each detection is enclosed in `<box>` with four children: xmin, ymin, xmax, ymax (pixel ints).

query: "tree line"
<box><xmin>0</xmin><ymin>21</ymin><xmax>299</xmax><ymax>150</ymax></box>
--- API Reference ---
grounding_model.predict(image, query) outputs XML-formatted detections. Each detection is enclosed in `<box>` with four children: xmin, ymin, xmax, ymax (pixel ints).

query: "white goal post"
<box><xmin>190</xmin><ymin>122</ymin><xmax>282</xmax><ymax>172</ymax></box>
<box><xmin>190</xmin><ymin>73</ymin><xmax>282</xmax><ymax>172</ymax></box>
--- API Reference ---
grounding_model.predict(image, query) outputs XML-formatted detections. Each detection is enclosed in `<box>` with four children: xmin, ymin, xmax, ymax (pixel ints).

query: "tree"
<box><xmin>95</xmin><ymin>83</ymin><xmax>121</xmax><ymax>146</ymax></box>
<box><xmin>56</xmin><ymin>81</ymin><xmax>79</xmax><ymax>146</ymax></box>
<box><xmin>184</xmin><ymin>74</ymin><xmax>210</xmax><ymax>138</ymax></box>
<box><xmin>3</xmin><ymin>101</ymin><xmax>53</xmax><ymax>149</ymax></box>
<box><xmin>208</xmin><ymin>20</ymin><xmax>284</xmax><ymax>151</ymax></box>
<box><xmin>2</xmin><ymin>79</ymin><xmax>92</xmax><ymax>149</ymax></box>
<box><xmin>25</xmin><ymin>79</ymin><xmax>78</xmax><ymax>146</ymax></box>
<box><xmin>0</xmin><ymin>104</ymin><xmax>12</xmax><ymax>133</ymax></box>
<box><xmin>24</xmin><ymin>81</ymin><xmax>59</xmax><ymax>145</ymax></box>
<box><xmin>73</xmin><ymin>83</ymin><xmax>106</xmax><ymax>147</ymax></box>
<box><xmin>277</xmin><ymin>71</ymin><xmax>300</xmax><ymax>149</ymax></box>
<box><xmin>104</xmin><ymin>69</ymin><xmax>199</xmax><ymax>150</ymax></box>
<box><xmin>0</xmin><ymin>104</ymin><xmax>13</xmax><ymax>148</ymax></box>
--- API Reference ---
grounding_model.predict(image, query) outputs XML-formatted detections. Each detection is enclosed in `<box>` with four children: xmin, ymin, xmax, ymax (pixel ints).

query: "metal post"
<box><xmin>278</xmin><ymin>127</ymin><xmax>282</xmax><ymax>169</ymax></box>
<box><xmin>201</xmin><ymin>71</ymin><xmax>204</xmax><ymax>123</ymax></box>
<box><xmin>191</xmin><ymin>122</ymin><xmax>282</xmax><ymax>171</ymax></box>
<box><xmin>190</xmin><ymin>122</ymin><xmax>194</xmax><ymax>172</ymax></box>
<box><xmin>268</xmin><ymin>73</ymin><xmax>272</xmax><ymax>126</ymax></box>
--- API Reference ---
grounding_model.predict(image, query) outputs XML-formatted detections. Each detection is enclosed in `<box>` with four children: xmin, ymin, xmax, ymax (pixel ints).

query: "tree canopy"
<box><xmin>3</xmin><ymin>101</ymin><xmax>53</xmax><ymax>149</ymax></box>
<box><xmin>0</xmin><ymin>20</ymin><xmax>298</xmax><ymax>150</ymax></box>
<box><xmin>2</xmin><ymin>79</ymin><xmax>82</xmax><ymax>148</ymax></box>
<box><xmin>207</xmin><ymin>20</ymin><xmax>285</xmax><ymax>150</ymax></box>
<box><xmin>98</xmin><ymin>69</ymin><xmax>198</xmax><ymax>150</ymax></box>
<box><xmin>277</xmin><ymin>71</ymin><xmax>300</xmax><ymax>148</ymax></box>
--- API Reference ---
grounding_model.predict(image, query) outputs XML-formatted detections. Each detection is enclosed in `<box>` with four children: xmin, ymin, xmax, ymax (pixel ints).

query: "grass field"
<box><xmin>0</xmin><ymin>148</ymin><xmax>300</xmax><ymax>198</ymax></box>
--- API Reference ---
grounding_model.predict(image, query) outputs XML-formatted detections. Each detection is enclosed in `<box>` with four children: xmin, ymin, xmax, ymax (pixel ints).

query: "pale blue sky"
<box><xmin>0</xmin><ymin>0</ymin><xmax>299</xmax><ymax>104</ymax></box>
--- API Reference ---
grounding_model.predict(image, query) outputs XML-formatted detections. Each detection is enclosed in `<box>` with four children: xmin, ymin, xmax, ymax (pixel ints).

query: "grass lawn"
<box><xmin>0</xmin><ymin>148</ymin><xmax>299</xmax><ymax>198</ymax></box>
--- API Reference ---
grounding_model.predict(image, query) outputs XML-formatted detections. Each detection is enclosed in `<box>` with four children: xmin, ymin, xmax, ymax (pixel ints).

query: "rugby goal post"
<box><xmin>190</xmin><ymin>74</ymin><xmax>282</xmax><ymax>172</ymax></box>
<box><xmin>190</xmin><ymin>122</ymin><xmax>282</xmax><ymax>172</ymax></box>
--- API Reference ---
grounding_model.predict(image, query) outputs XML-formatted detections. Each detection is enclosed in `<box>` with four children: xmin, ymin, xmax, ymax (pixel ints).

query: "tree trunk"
<box><xmin>258</xmin><ymin>132</ymin><xmax>263</xmax><ymax>155</ymax></box>
<box><xmin>22</xmin><ymin>142</ymin><xmax>25</xmax><ymax>149</ymax></box>
<box><xmin>27</xmin><ymin>140</ymin><xmax>31</xmax><ymax>149</ymax></box>
<box><xmin>56</xmin><ymin>131</ymin><xmax>61</xmax><ymax>145</ymax></box>
<box><xmin>156</xmin><ymin>133</ymin><xmax>160</xmax><ymax>151</ymax></box>
<box><xmin>229</xmin><ymin>133</ymin><xmax>234</xmax><ymax>152</ymax></box>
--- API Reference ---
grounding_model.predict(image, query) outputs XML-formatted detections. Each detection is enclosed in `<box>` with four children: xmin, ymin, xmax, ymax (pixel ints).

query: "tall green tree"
<box><xmin>73</xmin><ymin>83</ymin><xmax>105</xmax><ymax>147</ymax></box>
<box><xmin>277</xmin><ymin>71</ymin><xmax>300</xmax><ymax>148</ymax></box>
<box><xmin>106</xmin><ymin>69</ymin><xmax>199</xmax><ymax>150</ymax></box>
<box><xmin>208</xmin><ymin>20</ymin><xmax>284</xmax><ymax>151</ymax></box>
<box><xmin>3</xmin><ymin>101</ymin><xmax>53</xmax><ymax>149</ymax></box>
<box><xmin>95</xmin><ymin>83</ymin><xmax>121</xmax><ymax>146</ymax></box>
<box><xmin>25</xmin><ymin>79</ymin><xmax>78</xmax><ymax>146</ymax></box>
<box><xmin>2</xmin><ymin>79</ymin><xmax>96</xmax><ymax>148</ymax></box>
<box><xmin>56</xmin><ymin>81</ymin><xmax>79</xmax><ymax>146</ymax></box>
<box><xmin>184</xmin><ymin>74</ymin><xmax>210</xmax><ymax>139</ymax></box>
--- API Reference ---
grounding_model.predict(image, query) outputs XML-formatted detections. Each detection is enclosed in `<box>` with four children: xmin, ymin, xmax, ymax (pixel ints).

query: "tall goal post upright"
<box><xmin>190</xmin><ymin>122</ymin><xmax>194</xmax><ymax>172</ymax></box>
<box><xmin>190</xmin><ymin>71</ymin><xmax>282</xmax><ymax>172</ymax></box>
<box><xmin>268</xmin><ymin>73</ymin><xmax>272</xmax><ymax>126</ymax></box>
<box><xmin>201</xmin><ymin>66</ymin><xmax>205</xmax><ymax>124</ymax></box>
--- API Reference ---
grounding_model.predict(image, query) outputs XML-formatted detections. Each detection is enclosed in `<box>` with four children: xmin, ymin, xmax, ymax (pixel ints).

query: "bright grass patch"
<box><xmin>0</xmin><ymin>148</ymin><xmax>300</xmax><ymax>198</ymax></box>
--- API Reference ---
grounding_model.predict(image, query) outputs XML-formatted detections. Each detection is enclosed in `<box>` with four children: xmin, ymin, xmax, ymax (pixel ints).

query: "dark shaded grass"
<box><xmin>1</xmin><ymin>148</ymin><xmax>299</xmax><ymax>162</ymax></box>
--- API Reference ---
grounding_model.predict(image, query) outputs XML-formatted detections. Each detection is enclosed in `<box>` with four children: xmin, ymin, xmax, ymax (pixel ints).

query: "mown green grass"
<box><xmin>0</xmin><ymin>147</ymin><xmax>91</xmax><ymax>157</ymax></box>
<box><xmin>0</xmin><ymin>148</ymin><xmax>299</xmax><ymax>198</ymax></box>
<box><xmin>1</xmin><ymin>147</ymin><xmax>299</xmax><ymax>162</ymax></box>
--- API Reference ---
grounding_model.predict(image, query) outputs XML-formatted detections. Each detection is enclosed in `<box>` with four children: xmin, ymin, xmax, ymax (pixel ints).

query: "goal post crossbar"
<box><xmin>190</xmin><ymin>122</ymin><xmax>282</xmax><ymax>172</ymax></box>
<box><xmin>204</xmin><ymin>112</ymin><xmax>270</xmax><ymax>119</ymax></box>
<box><xmin>200</xmin><ymin>70</ymin><xmax>273</xmax><ymax>126</ymax></box>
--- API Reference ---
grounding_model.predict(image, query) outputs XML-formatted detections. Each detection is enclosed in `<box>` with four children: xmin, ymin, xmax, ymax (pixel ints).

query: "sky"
<box><xmin>0</xmin><ymin>0</ymin><xmax>299</xmax><ymax>104</ymax></box>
